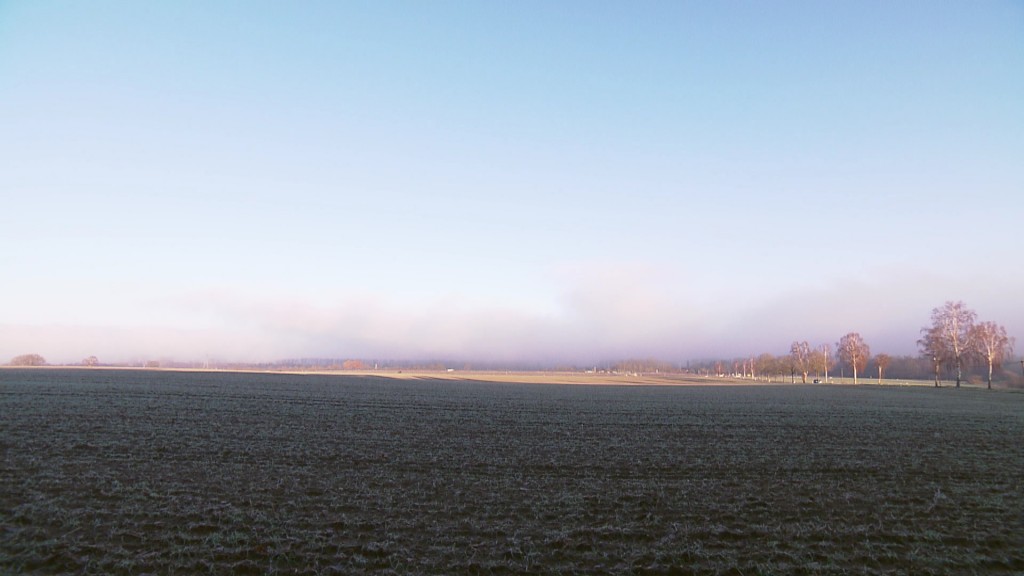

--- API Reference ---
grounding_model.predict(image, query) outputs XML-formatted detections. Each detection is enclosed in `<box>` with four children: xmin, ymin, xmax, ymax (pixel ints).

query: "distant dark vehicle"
<box><xmin>813</xmin><ymin>379</ymin><xmax>821</xmax><ymax>384</ymax></box>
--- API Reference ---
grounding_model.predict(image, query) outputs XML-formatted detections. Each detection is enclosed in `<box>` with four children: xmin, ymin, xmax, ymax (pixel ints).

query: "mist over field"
<box><xmin>3</xmin><ymin>267</ymin><xmax>1021</xmax><ymax>366</ymax></box>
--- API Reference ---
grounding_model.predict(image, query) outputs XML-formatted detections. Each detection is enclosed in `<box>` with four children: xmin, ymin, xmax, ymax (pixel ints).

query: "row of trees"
<box><xmin>8</xmin><ymin>354</ymin><xmax>46</xmax><ymax>366</ymax></box>
<box><xmin>918</xmin><ymin>301</ymin><xmax>1015</xmax><ymax>389</ymax></box>
<box><xmin>6</xmin><ymin>355</ymin><xmax>102</xmax><ymax>367</ymax></box>
<box><xmin>696</xmin><ymin>301</ymin><xmax>1016</xmax><ymax>389</ymax></box>
<box><xmin>706</xmin><ymin>338</ymin><xmax>877</xmax><ymax>385</ymax></box>
<box><xmin>813</xmin><ymin>302</ymin><xmax>1014</xmax><ymax>389</ymax></box>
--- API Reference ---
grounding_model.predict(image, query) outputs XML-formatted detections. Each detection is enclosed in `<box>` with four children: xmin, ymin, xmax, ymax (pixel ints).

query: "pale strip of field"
<box><xmin>0</xmin><ymin>365</ymin><xmax>744</xmax><ymax>385</ymax></box>
<box><xmin>301</xmin><ymin>370</ymin><xmax>774</xmax><ymax>386</ymax></box>
<box><xmin>0</xmin><ymin>365</ymin><xmax>980</xmax><ymax>388</ymax></box>
<box><xmin>185</xmin><ymin>368</ymin><xmax>956</xmax><ymax>387</ymax></box>
<box><xmin>336</xmin><ymin>371</ymin><xmax>948</xmax><ymax>387</ymax></box>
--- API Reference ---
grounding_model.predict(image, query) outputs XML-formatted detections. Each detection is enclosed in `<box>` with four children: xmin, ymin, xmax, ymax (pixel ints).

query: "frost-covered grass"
<box><xmin>2</xmin><ymin>369</ymin><xmax>1022</xmax><ymax>575</ymax></box>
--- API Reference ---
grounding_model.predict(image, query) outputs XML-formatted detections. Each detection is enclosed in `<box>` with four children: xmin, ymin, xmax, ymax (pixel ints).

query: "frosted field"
<box><xmin>2</xmin><ymin>369</ymin><xmax>1022</xmax><ymax>575</ymax></box>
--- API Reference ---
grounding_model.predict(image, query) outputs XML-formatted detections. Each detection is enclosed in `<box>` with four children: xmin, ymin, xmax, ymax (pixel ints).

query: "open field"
<box><xmin>2</xmin><ymin>369</ymin><xmax>1022</xmax><ymax>574</ymax></box>
<box><xmin>301</xmin><ymin>371</ymin><xmax>745</xmax><ymax>386</ymax></box>
<box><xmin>2</xmin><ymin>365</ymin><xmax>1002</xmax><ymax>388</ymax></box>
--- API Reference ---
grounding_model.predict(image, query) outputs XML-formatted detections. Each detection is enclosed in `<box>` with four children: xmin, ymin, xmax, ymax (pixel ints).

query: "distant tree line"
<box><xmin>690</xmin><ymin>301</ymin><xmax>1018</xmax><ymax>389</ymax></box>
<box><xmin>918</xmin><ymin>301</ymin><xmax>1015</xmax><ymax>389</ymax></box>
<box><xmin>8</xmin><ymin>354</ymin><xmax>46</xmax><ymax>366</ymax></box>
<box><xmin>612</xmin><ymin>358</ymin><xmax>680</xmax><ymax>374</ymax></box>
<box><xmin>6</xmin><ymin>302</ymin><xmax>1016</xmax><ymax>387</ymax></box>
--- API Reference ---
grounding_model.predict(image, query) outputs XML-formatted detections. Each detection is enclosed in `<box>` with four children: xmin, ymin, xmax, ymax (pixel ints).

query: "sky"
<box><xmin>2</xmin><ymin>1</ymin><xmax>1022</xmax><ymax>365</ymax></box>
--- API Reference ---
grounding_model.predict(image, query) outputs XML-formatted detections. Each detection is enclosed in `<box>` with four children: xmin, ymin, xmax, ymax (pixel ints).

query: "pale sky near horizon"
<box><xmin>2</xmin><ymin>1</ymin><xmax>1022</xmax><ymax>365</ymax></box>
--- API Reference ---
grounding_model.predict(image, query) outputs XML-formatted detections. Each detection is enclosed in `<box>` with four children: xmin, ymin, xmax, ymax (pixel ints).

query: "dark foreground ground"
<box><xmin>1</xmin><ymin>369</ymin><xmax>1022</xmax><ymax>575</ymax></box>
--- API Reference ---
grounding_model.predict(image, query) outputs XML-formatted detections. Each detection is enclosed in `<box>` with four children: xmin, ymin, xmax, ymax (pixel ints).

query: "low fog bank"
<box><xmin>3</xmin><ymin>271</ymin><xmax>1020</xmax><ymax>368</ymax></box>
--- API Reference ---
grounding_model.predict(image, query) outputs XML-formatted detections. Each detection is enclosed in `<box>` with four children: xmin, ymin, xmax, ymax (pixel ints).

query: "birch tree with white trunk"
<box><xmin>970</xmin><ymin>321</ymin><xmax>1014</xmax><ymax>390</ymax></box>
<box><xmin>925</xmin><ymin>301</ymin><xmax>976</xmax><ymax>388</ymax></box>
<box><xmin>837</xmin><ymin>333</ymin><xmax>870</xmax><ymax>385</ymax></box>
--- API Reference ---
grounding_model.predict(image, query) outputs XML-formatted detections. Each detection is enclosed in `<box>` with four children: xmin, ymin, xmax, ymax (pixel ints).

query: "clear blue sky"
<box><xmin>2</xmin><ymin>1</ymin><xmax>1022</xmax><ymax>364</ymax></box>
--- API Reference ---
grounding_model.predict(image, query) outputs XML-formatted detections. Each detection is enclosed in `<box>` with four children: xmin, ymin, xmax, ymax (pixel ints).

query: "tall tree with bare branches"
<box><xmin>970</xmin><ymin>321</ymin><xmax>1014</xmax><ymax>389</ymax></box>
<box><xmin>924</xmin><ymin>301</ymin><xmax>977</xmax><ymax>388</ymax></box>
<box><xmin>918</xmin><ymin>325</ymin><xmax>947</xmax><ymax>387</ymax></box>
<box><xmin>875</xmin><ymin>354</ymin><xmax>891</xmax><ymax>385</ymax></box>
<box><xmin>837</xmin><ymin>333</ymin><xmax>870</xmax><ymax>385</ymax></box>
<box><xmin>811</xmin><ymin>343</ymin><xmax>833</xmax><ymax>383</ymax></box>
<box><xmin>790</xmin><ymin>341</ymin><xmax>812</xmax><ymax>383</ymax></box>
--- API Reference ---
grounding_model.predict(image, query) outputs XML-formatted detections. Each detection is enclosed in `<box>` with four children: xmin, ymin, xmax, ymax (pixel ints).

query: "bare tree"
<box><xmin>924</xmin><ymin>301</ymin><xmax>977</xmax><ymax>388</ymax></box>
<box><xmin>82</xmin><ymin>356</ymin><xmax>99</xmax><ymax>367</ymax></box>
<box><xmin>753</xmin><ymin>353</ymin><xmax>789</xmax><ymax>383</ymax></box>
<box><xmin>970</xmin><ymin>321</ymin><xmax>1014</xmax><ymax>389</ymax></box>
<box><xmin>811</xmin><ymin>343</ymin><xmax>833</xmax><ymax>383</ymax></box>
<box><xmin>790</xmin><ymin>341</ymin><xmax>812</xmax><ymax>383</ymax></box>
<box><xmin>875</xmin><ymin>353</ymin><xmax>891</xmax><ymax>385</ymax></box>
<box><xmin>757</xmin><ymin>353</ymin><xmax>776</xmax><ymax>382</ymax></box>
<box><xmin>837</xmin><ymin>333</ymin><xmax>870</xmax><ymax>385</ymax></box>
<box><xmin>10</xmin><ymin>354</ymin><xmax>46</xmax><ymax>366</ymax></box>
<box><xmin>918</xmin><ymin>325</ymin><xmax>947</xmax><ymax>387</ymax></box>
